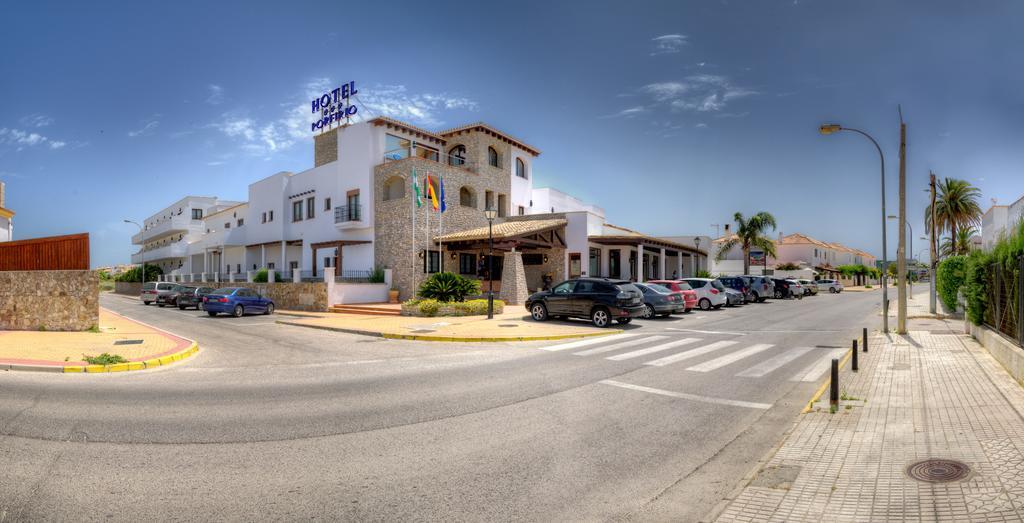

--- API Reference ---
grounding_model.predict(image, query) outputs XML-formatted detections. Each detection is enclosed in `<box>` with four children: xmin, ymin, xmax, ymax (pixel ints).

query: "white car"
<box><xmin>683</xmin><ymin>278</ymin><xmax>729</xmax><ymax>310</ymax></box>
<box><xmin>815</xmin><ymin>279</ymin><xmax>844</xmax><ymax>293</ymax></box>
<box><xmin>785</xmin><ymin>279</ymin><xmax>805</xmax><ymax>299</ymax></box>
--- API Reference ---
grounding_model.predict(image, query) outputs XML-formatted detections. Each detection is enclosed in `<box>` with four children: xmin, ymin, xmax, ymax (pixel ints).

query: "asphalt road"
<box><xmin>0</xmin><ymin>289</ymin><xmax>884</xmax><ymax>522</ymax></box>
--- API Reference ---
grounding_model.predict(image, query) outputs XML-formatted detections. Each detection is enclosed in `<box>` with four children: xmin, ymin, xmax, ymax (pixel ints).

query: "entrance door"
<box><xmin>569</xmin><ymin>252</ymin><xmax>582</xmax><ymax>279</ymax></box>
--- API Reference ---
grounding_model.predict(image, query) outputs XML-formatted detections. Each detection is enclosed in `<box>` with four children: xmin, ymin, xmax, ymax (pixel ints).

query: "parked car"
<box><xmin>816</xmin><ymin>279</ymin><xmax>844</xmax><ymax>293</ymax></box>
<box><xmin>203</xmin><ymin>287</ymin><xmax>276</xmax><ymax>317</ymax></box>
<box><xmin>797</xmin><ymin>279</ymin><xmax>819</xmax><ymax>296</ymax></box>
<box><xmin>634</xmin><ymin>282</ymin><xmax>686</xmax><ymax>318</ymax></box>
<box><xmin>526</xmin><ymin>278</ymin><xmax>646</xmax><ymax>327</ymax></box>
<box><xmin>770</xmin><ymin>278</ymin><xmax>796</xmax><ymax>299</ymax></box>
<box><xmin>718</xmin><ymin>276</ymin><xmax>754</xmax><ymax>302</ymax></box>
<box><xmin>723</xmin><ymin>287</ymin><xmax>746</xmax><ymax>306</ymax></box>
<box><xmin>786</xmin><ymin>279</ymin><xmax>805</xmax><ymax>299</ymax></box>
<box><xmin>158</xmin><ymin>284</ymin><xmax>193</xmax><ymax>307</ymax></box>
<box><xmin>740</xmin><ymin>275</ymin><xmax>774</xmax><ymax>303</ymax></box>
<box><xmin>646</xmin><ymin>279</ymin><xmax>698</xmax><ymax>312</ymax></box>
<box><xmin>176</xmin><ymin>286</ymin><xmax>216</xmax><ymax>310</ymax></box>
<box><xmin>141</xmin><ymin>281</ymin><xmax>178</xmax><ymax>306</ymax></box>
<box><xmin>683</xmin><ymin>278</ymin><xmax>728</xmax><ymax>310</ymax></box>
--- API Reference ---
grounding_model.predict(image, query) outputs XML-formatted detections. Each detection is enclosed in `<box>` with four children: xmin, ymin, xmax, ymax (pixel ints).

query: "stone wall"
<box><xmin>374</xmin><ymin>156</ymin><xmax>512</xmax><ymax>301</ymax></box>
<box><xmin>524</xmin><ymin>246</ymin><xmax>566</xmax><ymax>293</ymax></box>
<box><xmin>115</xmin><ymin>281</ymin><xmax>142</xmax><ymax>296</ymax></box>
<box><xmin>314</xmin><ymin>127</ymin><xmax>339</xmax><ymax>167</ymax></box>
<box><xmin>0</xmin><ymin>270</ymin><xmax>99</xmax><ymax>331</ymax></box>
<box><xmin>499</xmin><ymin>251</ymin><xmax>528</xmax><ymax>305</ymax></box>
<box><xmin>227</xmin><ymin>282</ymin><xmax>328</xmax><ymax>312</ymax></box>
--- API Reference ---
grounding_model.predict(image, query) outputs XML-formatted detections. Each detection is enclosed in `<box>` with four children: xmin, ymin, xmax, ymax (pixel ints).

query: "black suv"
<box><xmin>176</xmin><ymin>286</ymin><xmax>216</xmax><ymax>310</ymax></box>
<box><xmin>526</xmin><ymin>278</ymin><xmax>645</xmax><ymax>327</ymax></box>
<box><xmin>770</xmin><ymin>278</ymin><xmax>794</xmax><ymax>299</ymax></box>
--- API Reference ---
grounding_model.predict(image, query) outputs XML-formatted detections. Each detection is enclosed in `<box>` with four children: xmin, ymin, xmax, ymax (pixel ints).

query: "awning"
<box><xmin>433</xmin><ymin>218</ymin><xmax>567</xmax><ymax>250</ymax></box>
<box><xmin>589</xmin><ymin>224</ymin><xmax>706</xmax><ymax>255</ymax></box>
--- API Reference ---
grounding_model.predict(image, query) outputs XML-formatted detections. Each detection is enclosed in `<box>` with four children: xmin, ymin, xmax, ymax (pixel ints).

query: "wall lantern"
<box><xmin>543</xmin><ymin>255</ymin><xmax>549</xmax><ymax>264</ymax></box>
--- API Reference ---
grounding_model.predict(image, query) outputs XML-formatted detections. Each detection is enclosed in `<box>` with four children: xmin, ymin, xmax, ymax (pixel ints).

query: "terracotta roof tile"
<box><xmin>434</xmin><ymin>218</ymin><xmax>566</xmax><ymax>243</ymax></box>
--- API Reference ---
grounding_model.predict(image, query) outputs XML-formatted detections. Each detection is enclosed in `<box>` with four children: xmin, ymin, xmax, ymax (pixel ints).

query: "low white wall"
<box><xmin>969</xmin><ymin>322</ymin><xmax>1024</xmax><ymax>387</ymax></box>
<box><xmin>330</xmin><ymin>283</ymin><xmax>389</xmax><ymax>304</ymax></box>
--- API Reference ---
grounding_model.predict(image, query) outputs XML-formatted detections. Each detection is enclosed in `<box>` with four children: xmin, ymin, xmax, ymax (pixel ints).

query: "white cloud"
<box><xmin>695</xmin><ymin>123</ymin><xmax>708</xmax><ymax>128</ymax></box>
<box><xmin>632</xmin><ymin>74</ymin><xmax>758</xmax><ymax>115</ymax></box>
<box><xmin>0</xmin><ymin>127</ymin><xmax>66</xmax><ymax>151</ymax></box>
<box><xmin>206</xmin><ymin>161</ymin><xmax>226</xmax><ymax>166</ymax></box>
<box><xmin>651</xmin><ymin>34</ymin><xmax>688</xmax><ymax>55</ymax></box>
<box><xmin>19</xmin><ymin>114</ymin><xmax>53</xmax><ymax>128</ymax></box>
<box><xmin>357</xmin><ymin>84</ymin><xmax>478</xmax><ymax>127</ymax></box>
<box><xmin>128</xmin><ymin>119</ymin><xmax>160</xmax><ymax>137</ymax></box>
<box><xmin>206</xmin><ymin>84</ymin><xmax>225</xmax><ymax>105</ymax></box>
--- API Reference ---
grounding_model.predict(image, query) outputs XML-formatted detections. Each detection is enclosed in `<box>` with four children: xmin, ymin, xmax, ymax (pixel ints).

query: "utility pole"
<box><xmin>897</xmin><ymin>108</ymin><xmax>908</xmax><ymax>334</ymax></box>
<box><xmin>929</xmin><ymin>172</ymin><xmax>937</xmax><ymax>314</ymax></box>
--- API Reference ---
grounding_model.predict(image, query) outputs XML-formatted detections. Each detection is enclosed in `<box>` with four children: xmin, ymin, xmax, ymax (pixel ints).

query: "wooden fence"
<box><xmin>0</xmin><ymin>233</ymin><xmax>90</xmax><ymax>271</ymax></box>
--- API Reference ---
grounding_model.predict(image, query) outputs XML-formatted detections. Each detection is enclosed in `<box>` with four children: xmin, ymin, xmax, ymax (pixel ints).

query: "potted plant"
<box><xmin>388</xmin><ymin>285</ymin><xmax>400</xmax><ymax>304</ymax></box>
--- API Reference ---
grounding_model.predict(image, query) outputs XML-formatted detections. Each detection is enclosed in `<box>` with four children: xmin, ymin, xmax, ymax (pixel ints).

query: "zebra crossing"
<box><xmin>539</xmin><ymin>335</ymin><xmax>848</xmax><ymax>382</ymax></box>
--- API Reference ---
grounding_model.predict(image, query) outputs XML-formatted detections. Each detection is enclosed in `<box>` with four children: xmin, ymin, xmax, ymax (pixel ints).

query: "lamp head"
<box><xmin>483</xmin><ymin>207</ymin><xmax>498</xmax><ymax>220</ymax></box>
<box><xmin>819</xmin><ymin>124</ymin><xmax>842</xmax><ymax>135</ymax></box>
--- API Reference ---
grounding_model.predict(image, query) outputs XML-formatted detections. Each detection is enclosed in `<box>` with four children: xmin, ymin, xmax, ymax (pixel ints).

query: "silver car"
<box><xmin>141</xmin><ymin>281</ymin><xmax>177</xmax><ymax>306</ymax></box>
<box><xmin>816</xmin><ymin>279</ymin><xmax>844</xmax><ymax>293</ymax></box>
<box><xmin>797</xmin><ymin>279</ymin><xmax>819</xmax><ymax>296</ymax></box>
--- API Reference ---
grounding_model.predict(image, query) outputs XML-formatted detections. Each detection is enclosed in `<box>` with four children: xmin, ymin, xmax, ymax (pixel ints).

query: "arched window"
<box><xmin>448</xmin><ymin>145</ymin><xmax>466</xmax><ymax>166</ymax></box>
<box><xmin>515</xmin><ymin>158</ymin><xmax>527</xmax><ymax>178</ymax></box>
<box><xmin>488</xmin><ymin>147</ymin><xmax>499</xmax><ymax>168</ymax></box>
<box><xmin>459</xmin><ymin>186</ymin><xmax>476</xmax><ymax>208</ymax></box>
<box><xmin>383</xmin><ymin>176</ymin><xmax>405</xmax><ymax>201</ymax></box>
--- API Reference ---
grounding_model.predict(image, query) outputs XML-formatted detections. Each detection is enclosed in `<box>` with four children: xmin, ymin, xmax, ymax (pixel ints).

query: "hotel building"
<box><xmin>131</xmin><ymin>117</ymin><xmax>708</xmax><ymax>304</ymax></box>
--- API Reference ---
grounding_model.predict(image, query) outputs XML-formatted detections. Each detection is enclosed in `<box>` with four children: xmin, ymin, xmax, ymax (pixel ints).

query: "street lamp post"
<box><xmin>694</xmin><ymin>237</ymin><xmax>701</xmax><ymax>276</ymax></box>
<box><xmin>889</xmin><ymin>216</ymin><xmax>912</xmax><ymax>297</ymax></box>
<box><xmin>483</xmin><ymin>207</ymin><xmax>498</xmax><ymax>319</ymax></box>
<box><xmin>124</xmin><ymin>220</ymin><xmax>145</xmax><ymax>285</ymax></box>
<box><xmin>820</xmin><ymin>123</ymin><xmax>889</xmax><ymax>332</ymax></box>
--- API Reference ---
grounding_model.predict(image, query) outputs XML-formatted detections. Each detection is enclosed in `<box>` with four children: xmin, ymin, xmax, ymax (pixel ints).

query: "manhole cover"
<box><xmin>113</xmin><ymin>339</ymin><xmax>144</xmax><ymax>345</ymax></box>
<box><xmin>906</xmin><ymin>459</ymin><xmax>970</xmax><ymax>483</ymax></box>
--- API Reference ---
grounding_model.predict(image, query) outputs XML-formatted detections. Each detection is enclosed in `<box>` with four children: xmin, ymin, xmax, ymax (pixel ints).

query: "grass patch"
<box><xmin>82</xmin><ymin>353</ymin><xmax>128</xmax><ymax>365</ymax></box>
<box><xmin>840</xmin><ymin>391</ymin><xmax>863</xmax><ymax>402</ymax></box>
<box><xmin>829</xmin><ymin>404</ymin><xmax>838</xmax><ymax>414</ymax></box>
<box><xmin>86</xmin><ymin>324</ymin><xmax>101</xmax><ymax>333</ymax></box>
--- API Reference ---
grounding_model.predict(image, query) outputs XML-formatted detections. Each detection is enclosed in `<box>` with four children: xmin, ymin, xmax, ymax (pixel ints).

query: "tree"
<box><xmin>940</xmin><ymin>226</ymin><xmax>977</xmax><ymax>257</ymax></box>
<box><xmin>925</xmin><ymin>178</ymin><xmax>982</xmax><ymax>260</ymax></box>
<box><xmin>715</xmin><ymin>211</ymin><xmax>778</xmax><ymax>275</ymax></box>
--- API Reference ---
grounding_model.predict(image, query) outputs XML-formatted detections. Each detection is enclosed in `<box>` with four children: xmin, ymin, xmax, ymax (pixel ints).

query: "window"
<box><xmin>261</xmin><ymin>212</ymin><xmax>267</xmax><ymax>223</ymax></box>
<box><xmin>383</xmin><ymin>176</ymin><xmax>405</xmax><ymax>201</ymax></box>
<box><xmin>346</xmin><ymin>190</ymin><xmax>360</xmax><ymax>221</ymax></box>
<box><xmin>290</xmin><ymin>261</ymin><xmax>299</xmax><ymax>271</ymax></box>
<box><xmin>292</xmin><ymin>200</ymin><xmax>303</xmax><ymax>222</ymax></box>
<box><xmin>516</xmin><ymin>158</ymin><xmax>527</xmax><ymax>178</ymax></box>
<box><xmin>552</xmin><ymin>281</ymin><xmax>574</xmax><ymax>295</ymax></box>
<box><xmin>191</xmin><ymin>208</ymin><xmax>203</xmax><ymax>220</ymax></box>
<box><xmin>307</xmin><ymin>197</ymin><xmax>315</xmax><ymax>219</ymax></box>
<box><xmin>485</xmin><ymin>191</ymin><xmax>494</xmax><ymax>211</ymax></box>
<box><xmin>423</xmin><ymin>250</ymin><xmax>441</xmax><ymax>273</ymax></box>
<box><xmin>459</xmin><ymin>186</ymin><xmax>476</xmax><ymax>208</ymax></box>
<box><xmin>589</xmin><ymin>248</ymin><xmax>600</xmax><ymax>276</ymax></box>
<box><xmin>449</xmin><ymin>145</ymin><xmax>466</xmax><ymax>166</ymax></box>
<box><xmin>324</xmin><ymin>197</ymin><xmax>332</xmax><ymax>211</ymax></box>
<box><xmin>488</xmin><ymin>147</ymin><xmax>499</xmax><ymax>168</ymax></box>
<box><xmin>236</xmin><ymin>264</ymin><xmax>241</xmax><ymax>274</ymax></box>
<box><xmin>268</xmin><ymin>211</ymin><xmax>274</xmax><ymax>222</ymax></box>
<box><xmin>323</xmin><ymin>257</ymin><xmax>332</xmax><ymax>268</ymax></box>
<box><xmin>497</xmin><ymin>194</ymin><xmax>507</xmax><ymax>218</ymax></box>
<box><xmin>518</xmin><ymin>206</ymin><xmax>525</xmax><ymax>216</ymax></box>
<box><xmin>523</xmin><ymin>253</ymin><xmax>544</xmax><ymax>266</ymax></box>
<box><xmin>224</xmin><ymin>222</ymin><xmax>230</xmax><ymax>229</ymax></box>
<box><xmin>459</xmin><ymin>253</ymin><xmax>476</xmax><ymax>275</ymax></box>
<box><xmin>237</xmin><ymin>218</ymin><xmax>244</xmax><ymax>227</ymax></box>
<box><xmin>267</xmin><ymin>262</ymin><xmax>275</xmax><ymax>270</ymax></box>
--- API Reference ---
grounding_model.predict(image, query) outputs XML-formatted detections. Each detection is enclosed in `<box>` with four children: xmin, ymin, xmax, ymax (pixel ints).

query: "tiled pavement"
<box><xmin>714</xmin><ymin>320</ymin><xmax>1024</xmax><ymax>522</ymax></box>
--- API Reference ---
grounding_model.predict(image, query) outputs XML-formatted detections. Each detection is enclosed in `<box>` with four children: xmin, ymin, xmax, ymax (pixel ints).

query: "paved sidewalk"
<box><xmin>713</xmin><ymin>318</ymin><xmax>1024</xmax><ymax>521</ymax></box>
<box><xmin>277</xmin><ymin>305</ymin><xmax>624</xmax><ymax>341</ymax></box>
<box><xmin>0</xmin><ymin>308</ymin><xmax>196</xmax><ymax>372</ymax></box>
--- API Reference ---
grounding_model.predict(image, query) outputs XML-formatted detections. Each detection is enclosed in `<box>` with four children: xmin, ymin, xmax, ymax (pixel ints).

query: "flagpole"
<box><xmin>411</xmin><ymin>168</ymin><xmax>416</xmax><ymax>296</ymax></box>
<box><xmin>439</xmin><ymin>174</ymin><xmax>444</xmax><ymax>273</ymax></box>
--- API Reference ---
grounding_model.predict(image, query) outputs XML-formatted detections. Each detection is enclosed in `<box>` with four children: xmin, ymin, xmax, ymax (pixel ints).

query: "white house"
<box><xmin>0</xmin><ymin>182</ymin><xmax>12</xmax><ymax>242</ymax></box>
<box><xmin>982</xmin><ymin>196</ymin><xmax>1024</xmax><ymax>250</ymax></box>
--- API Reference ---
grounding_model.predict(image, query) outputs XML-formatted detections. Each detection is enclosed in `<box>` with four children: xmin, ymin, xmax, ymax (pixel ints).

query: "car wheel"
<box><xmin>616</xmin><ymin>318</ymin><xmax>632</xmax><ymax>325</ymax></box>
<box><xmin>713</xmin><ymin>304</ymin><xmax>723</xmax><ymax>310</ymax></box>
<box><xmin>530</xmin><ymin>303</ymin><xmax>548</xmax><ymax>322</ymax></box>
<box><xmin>207</xmin><ymin>311</ymin><xmax>217</xmax><ymax>317</ymax></box>
<box><xmin>158</xmin><ymin>303</ymin><xmax>165</xmax><ymax>308</ymax></box>
<box><xmin>178</xmin><ymin>304</ymin><xmax>186</xmax><ymax>310</ymax></box>
<box><xmin>143</xmin><ymin>301</ymin><xmax>151</xmax><ymax>306</ymax></box>
<box><xmin>591</xmin><ymin>307</ymin><xmax>610</xmax><ymax>328</ymax></box>
<box><xmin>233</xmin><ymin>304</ymin><xmax>244</xmax><ymax>318</ymax></box>
<box><xmin>774</xmin><ymin>290</ymin><xmax>783</xmax><ymax>299</ymax></box>
<box><xmin>699</xmin><ymin>298</ymin><xmax>712</xmax><ymax>311</ymax></box>
<box><xmin>643</xmin><ymin>304</ymin><xmax>656</xmax><ymax>319</ymax></box>
<box><xmin>830</xmin><ymin>287</ymin><xmax>838</xmax><ymax>294</ymax></box>
<box><xmin>265</xmin><ymin>303</ymin><xmax>275</xmax><ymax>315</ymax></box>
<box><xmin>758</xmin><ymin>297</ymin><xmax>767</xmax><ymax>303</ymax></box>
<box><xmin>684</xmin><ymin>308</ymin><xmax>693</xmax><ymax>313</ymax></box>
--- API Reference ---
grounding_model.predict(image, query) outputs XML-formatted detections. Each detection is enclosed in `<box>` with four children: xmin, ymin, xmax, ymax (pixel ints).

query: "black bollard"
<box><xmin>830</xmin><ymin>358</ymin><xmax>839</xmax><ymax>407</ymax></box>
<box><xmin>852</xmin><ymin>339</ymin><xmax>858</xmax><ymax>371</ymax></box>
<box><xmin>863</xmin><ymin>327</ymin><xmax>868</xmax><ymax>353</ymax></box>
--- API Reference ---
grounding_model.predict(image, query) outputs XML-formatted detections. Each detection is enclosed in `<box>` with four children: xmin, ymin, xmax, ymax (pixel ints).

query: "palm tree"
<box><xmin>715</xmin><ymin>211</ymin><xmax>778</xmax><ymax>274</ymax></box>
<box><xmin>940</xmin><ymin>226</ymin><xmax>977</xmax><ymax>257</ymax></box>
<box><xmin>925</xmin><ymin>178</ymin><xmax>982</xmax><ymax>259</ymax></box>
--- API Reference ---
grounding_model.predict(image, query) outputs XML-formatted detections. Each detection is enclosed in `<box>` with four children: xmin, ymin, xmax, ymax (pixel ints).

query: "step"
<box><xmin>329</xmin><ymin>304</ymin><xmax>402</xmax><ymax>316</ymax></box>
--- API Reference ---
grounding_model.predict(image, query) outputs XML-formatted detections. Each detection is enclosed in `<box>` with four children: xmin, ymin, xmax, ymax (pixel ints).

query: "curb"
<box><xmin>275</xmin><ymin>319</ymin><xmax>623</xmax><ymax>342</ymax></box>
<box><xmin>1</xmin><ymin>341</ymin><xmax>200</xmax><ymax>374</ymax></box>
<box><xmin>801</xmin><ymin>345</ymin><xmax>855</xmax><ymax>413</ymax></box>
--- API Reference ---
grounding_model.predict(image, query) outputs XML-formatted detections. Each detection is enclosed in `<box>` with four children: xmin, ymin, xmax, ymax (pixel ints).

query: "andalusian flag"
<box><xmin>412</xmin><ymin>168</ymin><xmax>422</xmax><ymax>208</ymax></box>
<box><xmin>426</xmin><ymin>174</ymin><xmax>440</xmax><ymax>211</ymax></box>
<box><xmin>438</xmin><ymin>175</ymin><xmax>447</xmax><ymax>212</ymax></box>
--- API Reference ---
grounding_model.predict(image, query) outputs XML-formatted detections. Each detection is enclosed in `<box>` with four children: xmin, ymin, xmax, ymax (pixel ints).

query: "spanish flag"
<box><xmin>426</xmin><ymin>174</ymin><xmax>440</xmax><ymax>211</ymax></box>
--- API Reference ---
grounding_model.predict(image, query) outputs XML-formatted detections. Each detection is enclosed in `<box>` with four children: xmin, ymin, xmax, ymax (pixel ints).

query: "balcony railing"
<box><xmin>335</xmin><ymin>204</ymin><xmax>362</xmax><ymax>223</ymax></box>
<box><xmin>382</xmin><ymin>146</ymin><xmax>475</xmax><ymax>172</ymax></box>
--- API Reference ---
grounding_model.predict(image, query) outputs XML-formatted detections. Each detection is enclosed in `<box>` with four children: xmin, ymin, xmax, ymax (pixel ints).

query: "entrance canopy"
<box><xmin>433</xmin><ymin>218</ymin><xmax>567</xmax><ymax>251</ymax></box>
<box><xmin>310</xmin><ymin>239</ymin><xmax>372</xmax><ymax>278</ymax></box>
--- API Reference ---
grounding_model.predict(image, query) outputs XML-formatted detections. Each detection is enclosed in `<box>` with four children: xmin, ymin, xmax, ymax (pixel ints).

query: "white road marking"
<box><xmin>574</xmin><ymin>336</ymin><xmax>668</xmax><ymax>356</ymax></box>
<box><xmin>538</xmin><ymin>333</ymin><xmax>643</xmax><ymax>352</ymax></box>
<box><xmin>736</xmin><ymin>347</ymin><xmax>814</xmax><ymax>377</ymax></box>
<box><xmin>600</xmin><ymin>380</ymin><xmax>772</xmax><ymax>410</ymax></box>
<box><xmin>606</xmin><ymin>338</ymin><xmax>701</xmax><ymax>361</ymax></box>
<box><xmin>790</xmin><ymin>348</ymin><xmax>848</xmax><ymax>382</ymax></box>
<box><xmin>644</xmin><ymin>340</ymin><xmax>738</xmax><ymax>367</ymax></box>
<box><xmin>665</xmin><ymin>327</ymin><xmax>746</xmax><ymax>336</ymax></box>
<box><xmin>686</xmin><ymin>344</ymin><xmax>776</xmax><ymax>372</ymax></box>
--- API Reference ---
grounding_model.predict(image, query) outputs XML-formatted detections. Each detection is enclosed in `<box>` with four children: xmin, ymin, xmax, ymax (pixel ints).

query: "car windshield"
<box><xmin>211</xmin><ymin>288</ymin><xmax>236</xmax><ymax>295</ymax></box>
<box><xmin>711</xmin><ymin>280</ymin><xmax>727</xmax><ymax>291</ymax></box>
<box><xmin>676</xmin><ymin>282</ymin><xmax>692</xmax><ymax>291</ymax></box>
<box><xmin>142</xmin><ymin>282</ymin><xmax>155</xmax><ymax>290</ymax></box>
<box><xmin>645</xmin><ymin>283</ymin><xmax>671</xmax><ymax>293</ymax></box>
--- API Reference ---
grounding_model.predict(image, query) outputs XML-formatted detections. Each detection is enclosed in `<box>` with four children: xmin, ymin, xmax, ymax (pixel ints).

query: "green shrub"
<box><xmin>937</xmin><ymin>255</ymin><xmax>967</xmax><ymax>312</ymax></box>
<box><xmin>418</xmin><ymin>272</ymin><xmax>480</xmax><ymax>302</ymax></box>
<box><xmin>963</xmin><ymin>250</ymin><xmax>991</xmax><ymax>325</ymax></box>
<box><xmin>696</xmin><ymin>269</ymin><xmax>712</xmax><ymax>278</ymax></box>
<box><xmin>115</xmin><ymin>265</ymin><xmax>164</xmax><ymax>283</ymax></box>
<box><xmin>418</xmin><ymin>298</ymin><xmax>441</xmax><ymax>316</ymax></box>
<box><xmin>368</xmin><ymin>266</ymin><xmax>386</xmax><ymax>283</ymax></box>
<box><xmin>253</xmin><ymin>268</ymin><xmax>279</xmax><ymax>283</ymax></box>
<box><xmin>776</xmin><ymin>262</ymin><xmax>800</xmax><ymax>270</ymax></box>
<box><xmin>83</xmin><ymin>353</ymin><xmax>127</xmax><ymax>365</ymax></box>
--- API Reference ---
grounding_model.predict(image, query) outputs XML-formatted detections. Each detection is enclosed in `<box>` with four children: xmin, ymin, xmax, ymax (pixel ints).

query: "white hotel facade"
<box><xmin>131</xmin><ymin>117</ymin><xmax>707</xmax><ymax>303</ymax></box>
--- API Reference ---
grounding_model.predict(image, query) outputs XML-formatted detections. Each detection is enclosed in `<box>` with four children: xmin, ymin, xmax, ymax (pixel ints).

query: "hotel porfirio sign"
<box><xmin>311</xmin><ymin>81</ymin><xmax>358</xmax><ymax>132</ymax></box>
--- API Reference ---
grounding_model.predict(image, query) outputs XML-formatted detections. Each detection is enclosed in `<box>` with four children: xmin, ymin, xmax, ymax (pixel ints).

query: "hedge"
<box><xmin>937</xmin><ymin>255</ymin><xmax>967</xmax><ymax>312</ymax></box>
<box><xmin>401</xmin><ymin>298</ymin><xmax>505</xmax><ymax>317</ymax></box>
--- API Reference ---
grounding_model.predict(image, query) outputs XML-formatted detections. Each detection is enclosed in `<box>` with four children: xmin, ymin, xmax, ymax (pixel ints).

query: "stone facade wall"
<box><xmin>115</xmin><ymin>281</ymin><xmax>142</xmax><ymax>296</ymax></box>
<box><xmin>499</xmin><ymin>251</ymin><xmax>528</xmax><ymax>305</ymax></box>
<box><xmin>227</xmin><ymin>282</ymin><xmax>328</xmax><ymax>312</ymax></box>
<box><xmin>523</xmin><ymin>246</ymin><xmax>566</xmax><ymax>293</ymax></box>
<box><xmin>374</xmin><ymin>156</ymin><xmax>512</xmax><ymax>301</ymax></box>
<box><xmin>0</xmin><ymin>270</ymin><xmax>99</xmax><ymax>331</ymax></box>
<box><xmin>314</xmin><ymin>128</ymin><xmax>339</xmax><ymax>167</ymax></box>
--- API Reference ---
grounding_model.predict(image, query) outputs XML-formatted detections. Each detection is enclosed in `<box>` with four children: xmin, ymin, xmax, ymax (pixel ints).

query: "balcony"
<box><xmin>334</xmin><ymin>204</ymin><xmax>366</xmax><ymax>229</ymax></box>
<box><xmin>381</xmin><ymin>145</ymin><xmax>476</xmax><ymax>173</ymax></box>
<box><xmin>131</xmin><ymin>242</ymin><xmax>188</xmax><ymax>264</ymax></box>
<box><xmin>132</xmin><ymin>215</ymin><xmax>198</xmax><ymax>244</ymax></box>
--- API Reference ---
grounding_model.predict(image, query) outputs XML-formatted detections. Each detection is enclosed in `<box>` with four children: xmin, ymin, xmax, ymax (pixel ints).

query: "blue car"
<box><xmin>203</xmin><ymin>287</ymin><xmax>276</xmax><ymax>317</ymax></box>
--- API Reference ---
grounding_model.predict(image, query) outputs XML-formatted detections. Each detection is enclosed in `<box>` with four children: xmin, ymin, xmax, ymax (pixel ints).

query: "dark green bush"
<box><xmin>115</xmin><ymin>265</ymin><xmax>163</xmax><ymax>282</ymax></box>
<box><xmin>963</xmin><ymin>250</ymin><xmax>991</xmax><ymax>325</ymax></box>
<box><xmin>83</xmin><ymin>353</ymin><xmax>128</xmax><ymax>365</ymax></box>
<box><xmin>368</xmin><ymin>266</ymin><xmax>386</xmax><ymax>283</ymax></box>
<box><xmin>937</xmin><ymin>255</ymin><xmax>967</xmax><ymax>312</ymax></box>
<box><xmin>418</xmin><ymin>272</ymin><xmax>480</xmax><ymax>302</ymax></box>
<box><xmin>253</xmin><ymin>268</ymin><xmax>279</xmax><ymax>283</ymax></box>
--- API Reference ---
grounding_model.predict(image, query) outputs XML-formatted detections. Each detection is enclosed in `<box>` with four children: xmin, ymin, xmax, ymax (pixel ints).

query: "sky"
<box><xmin>2</xmin><ymin>0</ymin><xmax>1023</xmax><ymax>268</ymax></box>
